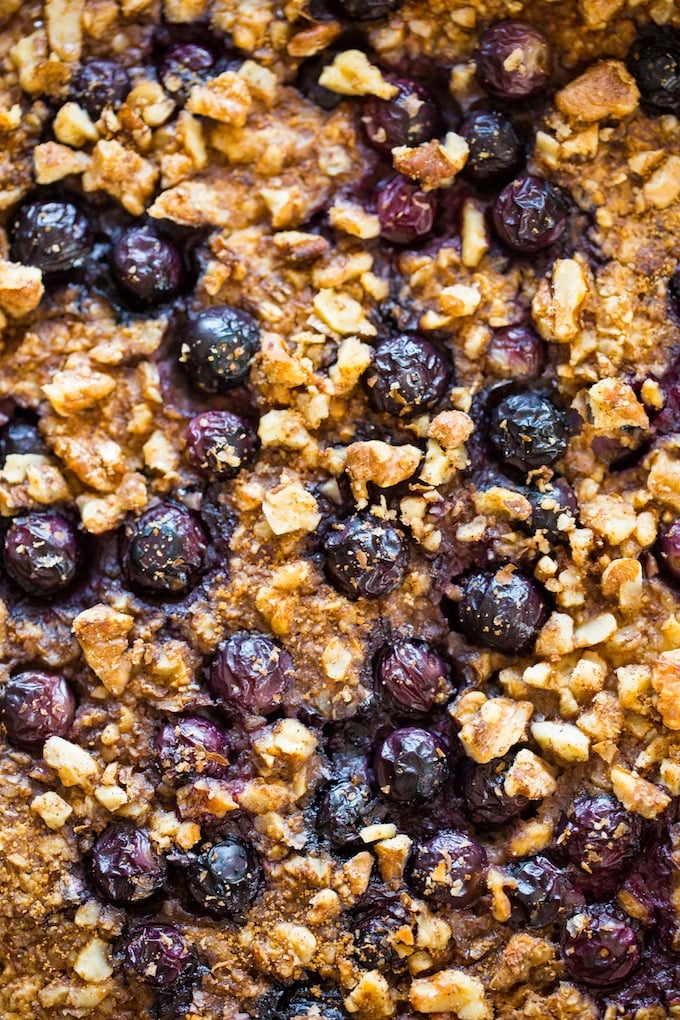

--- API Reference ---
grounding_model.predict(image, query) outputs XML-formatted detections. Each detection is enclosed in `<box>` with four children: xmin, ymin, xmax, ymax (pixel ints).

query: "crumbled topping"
<box><xmin>454</xmin><ymin>694</ymin><xmax>534</xmax><ymax>764</ymax></box>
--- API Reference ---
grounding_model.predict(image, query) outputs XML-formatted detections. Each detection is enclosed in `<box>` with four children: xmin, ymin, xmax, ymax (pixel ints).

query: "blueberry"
<box><xmin>120</xmin><ymin>502</ymin><xmax>207</xmax><ymax>596</ymax></box>
<box><xmin>0</xmin><ymin>418</ymin><xmax>46</xmax><ymax>461</ymax></box>
<box><xmin>506</xmin><ymin>856</ymin><xmax>585</xmax><ymax>927</ymax></box>
<box><xmin>524</xmin><ymin>479</ymin><xmax>577</xmax><ymax>542</ymax></box>
<box><xmin>2</xmin><ymin>671</ymin><xmax>75</xmax><ymax>751</ymax></box>
<box><xmin>364</xmin><ymin>333</ymin><xmax>452</xmax><ymax>417</ymax></box>
<box><xmin>332</xmin><ymin>0</ymin><xmax>403</xmax><ymax>20</ymax></box>
<box><xmin>374</xmin><ymin>175</ymin><xmax>438</xmax><ymax>245</ymax></box>
<box><xmin>155</xmin><ymin>716</ymin><xmax>231</xmax><ymax>783</ymax></box>
<box><xmin>560</xmin><ymin>905</ymin><xmax>642</xmax><ymax>989</ymax></box>
<box><xmin>492</xmin><ymin>175</ymin><xmax>568</xmax><ymax>253</ymax></box>
<box><xmin>374</xmin><ymin>639</ymin><xmax>450</xmax><ymax>715</ymax></box>
<box><xmin>459</xmin><ymin>111</ymin><xmax>523</xmax><ymax>184</ymax></box>
<box><xmin>187</xmin><ymin>838</ymin><xmax>261</xmax><ymax>918</ymax></box>
<box><xmin>457</xmin><ymin>568</ymin><xmax>548</xmax><ymax>653</ymax></box>
<box><xmin>374</xmin><ymin>727</ymin><xmax>448</xmax><ymax>803</ymax></box>
<box><xmin>408</xmin><ymin>830</ymin><xmax>487</xmax><ymax>908</ymax></box>
<box><xmin>658</xmin><ymin>519</ymin><xmax>680</xmax><ymax>581</ymax></box>
<box><xmin>323</xmin><ymin>513</ymin><xmax>409</xmax><ymax>600</ymax></box>
<box><xmin>3</xmin><ymin>511</ymin><xmax>80</xmax><ymax>596</ymax></box>
<box><xmin>111</xmin><ymin>225</ymin><xmax>184</xmax><ymax>307</ymax></box>
<box><xmin>277</xmin><ymin>985</ymin><xmax>347</xmax><ymax>1020</ymax></box>
<box><xmin>208</xmin><ymin>631</ymin><xmax>293</xmax><ymax>717</ymax></box>
<box><xmin>159</xmin><ymin>43</ymin><xmax>216</xmax><ymax>105</ymax></box>
<box><xmin>352</xmin><ymin>904</ymin><xmax>410</xmax><ymax>970</ymax></box>
<box><xmin>123</xmin><ymin>924</ymin><xmax>195</xmax><ymax>988</ymax></box>
<box><xmin>91</xmin><ymin>824</ymin><xmax>166</xmax><ymax>904</ymax></box>
<box><xmin>70</xmin><ymin>59</ymin><xmax>131</xmax><ymax>118</ymax></box>
<box><xmin>557</xmin><ymin>794</ymin><xmax>643</xmax><ymax>887</ymax></box>
<box><xmin>476</xmin><ymin>21</ymin><xmax>551</xmax><ymax>99</ymax></box>
<box><xmin>627</xmin><ymin>31</ymin><xmax>680</xmax><ymax>114</ymax></box>
<box><xmin>671</xmin><ymin>265</ymin><xmax>680</xmax><ymax>314</ymax></box>
<box><xmin>456</xmin><ymin>754</ymin><xmax>530</xmax><ymax>826</ymax></box>
<box><xmin>488</xmin><ymin>391</ymin><xmax>568</xmax><ymax>473</ymax></box>
<box><xmin>10</xmin><ymin>199</ymin><xmax>92</xmax><ymax>277</ymax></box>
<box><xmin>485</xmin><ymin>324</ymin><xmax>544</xmax><ymax>380</ymax></box>
<box><xmin>296</xmin><ymin>53</ymin><xmax>346</xmax><ymax>110</ymax></box>
<box><xmin>179</xmin><ymin>305</ymin><xmax>261</xmax><ymax>393</ymax></box>
<box><xmin>317</xmin><ymin>776</ymin><xmax>385</xmax><ymax>847</ymax></box>
<box><xmin>362</xmin><ymin>78</ymin><xmax>441</xmax><ymax>154</ymax></box>
<box><xmin>185</xmin><ymin>410</ymin><xmax>258</xmax><ymax>480</ymax></box>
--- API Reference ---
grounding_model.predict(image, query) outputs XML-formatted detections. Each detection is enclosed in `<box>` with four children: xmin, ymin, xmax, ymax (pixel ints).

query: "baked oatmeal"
<box><xmin>0</xmin><ymin>0</ymin><xmax>678</xmax><ymax>1017</ymax></box>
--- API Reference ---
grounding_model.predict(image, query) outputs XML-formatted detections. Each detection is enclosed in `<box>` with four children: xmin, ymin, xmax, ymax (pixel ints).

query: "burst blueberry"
<box><xmin>0</xmin><ymin>418</ymin><xmax>46</xmax><ymax>461</ymax></box>
<box><xmin>364</xmin><ymin>333</ymin><xmax>451</xmax><ymax>418</ymax></box>
<box><xmin>3</xmin><ymin>671</ymin><xmax>75</xmax><ymax>750</ymax></box>
<box><xmin>159</xmin><ymin>43</ymin><xmax>216</xmax><ymax>105</ymax></box>
<box><xmin>506</xmin><ymin>856</ymin><xmax>585</xmax><ymax>927</ymax></box>
<box><xmin>459</xmin><ymin>111</ymin><xmax>523</xmax><ymax>183</ymax></box>
<box><xmin>658</xmin><ymin>520</ymin><xmax>680</xmax><ymax>581</ymax></box>
<box><xmin>374</xmin><ymin>639</ymin><xmax>450</xmax><ymax>715</ymax></box>
<box><xmin>91</xmin><ymin>824</ymin><xmax>166</xmax><ymax>904</ymax></box>
<box><xmin>492</xmin><ymin>175</ymin><xmax>567</xmax><ymax>253</ymax></box>
<box><xmin>185</xmin><ymin>411</ymin><xmax>258</xmax><ymax>480</ymax></box>
<box><xmin>155</xmin><ymin>716</ymin><xmax>230</xmax><ymax>783</ymax></box>
<box><xmin>374</xmin><ymin>727</ymin><xmax>448</xmax><ymax>803</ymax></box>
<box><xmin>333</xmin><ymin>0</ymin><xmax>403</xmax><ymax>20</ymax></box>
<box><xmin>323</xmin><ymin>513</ymin><xmax>409</xmax><ymax>599</ymax></box>
<box><xmin>10</xmin><ymin>199</ymin><xmax>92</xmax><ymax>276</ymax></box>
<box><xmin>457</xmin><ymin>567</ymin><xmax>548</xmax><ymax>653</ymax></box>
<box><xmin>111</xmin><ymin>224</ymin><xmax>184</xmax><ymax>306</ymax></box>
<box><xmin>525</xmin><ymin>479</ymin><xmax>578</xmax><ymax>542</ymax></box>
<box><xmin>4</xmin><ymin>512</ymin><xmax>80</xmax><ymax>596</ymax></box>
<box><xmin>120</xmin><ymin>502</ymin><xmax>207</xmax><ymax>596</ymax></box>
<box><xmin>362</xmin><ymin>78</ymin><xmax>441</xmax><ymax>154</ymax></box>
<box><xmin>317</xmin><ymin>776</ymin><xmax>384</xmax><ymax>847</ymax></box>
<box><xmin>488</xmin><ymin>391</ymin><xmax>568</xmax><ymax>472</ymax></box>
<box><xmin>71</xmin><ymin>59</ymin><xmax>131</xmax><ymax>117</ymax></box>
<box><xmin>456</xmin><ymin>753</ymin><xmax>530</xmax><ymax>826</ymax></box>
<box><xmin>208</xmin><ymin>631</ymin><xmax>293</xmax><ymax>717</ymax></box>
<box><xmin>179</xmin><ymin>305</ymin><xmax>261</xmax><ymax>393</ymax></box>
<box><xmin>560</xmin><ymin>905</ymin><xmax>642</xmax><ymax>988</ymax></box>
<box><xmin>408</xmin><ymin>830</ymin><xmax>487</xmax><ymax>908</ymax></box>
<box><xmin>476</xmin><ymin>21</ymin><xmax>551</xmax><ymax>99</ymax></box>
<box><xmin>123</xmin><ymin>924</ymin><xmax>195</xmax><ymax>988</ymax></box>
<box><xmin>374</xmin><ymin>176</ymin><xmax>438</xmax><ymax>245</ymax></box>
<box><xmin>557</xmin><ymin>794</ymin><xmax>643</xmax><ymax>885</ymax></box>
<box><xmin>187</xmin><ymin>838</ymin><xmax>261</xmax><ymax>918</ymax></box>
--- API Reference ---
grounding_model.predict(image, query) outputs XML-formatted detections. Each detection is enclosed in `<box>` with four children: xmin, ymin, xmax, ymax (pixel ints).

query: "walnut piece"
<box><xmin>31</xmin><ymin>791</ymin><xmax>73</xmax><ymax>830</ymax></box>
<box><xmin>652</xmin><ymin>651</ymin><xmax>680</xmax><ymax>729</ymax></box>
<box><xmin>262</xmin><ymin>480</ymin><xmax>321</xmax><ymax>535</ymax></box>
<box><xmin>456</xmin><ymin>696</ymin><xmax>534</xmax><ymax>764</ymax></box>
<box><xmin>409</xmin><ymin>969</ymin><xmax>492</xmax><ymax>1018</ymax></box>
<box><xmin>392</xmin><ymin>133</ymin><xmax>469</xmax><ymax>191</ymax></box>
<box><xmin>555</xmin><ymin>60</ymin><xmax>639</xmax><ymax>122</ymax></box>
<box><xmin>503</xmin><ymin>749</ymin><xmax>557</xmax><ymax>800</ymax></box>
<box><xmin>345</xmin><ymin>440</ymin><xmax>422</xmax><ymax>504</ymax></box>
<box><xmin>83</xmin><ymin>140</ymin><xmax>159</xmax><ymax>216</ymax></box>
<box><xmin>34</xmin><ymin>141</ymin><xmax>91</xmax><ymax>184</ymax></box>
<box><xmin>610</xmin><ymin>765</ymin><xmax>671</xmax><ymax>819</ymax></box>
<box><xmin>72</xmin><ymin>604</ymin><xmax>134</xmax><ymax>696</ymax></box>
<box><xmin>186</xmin><ymin>71</ymin><xmax>252</xmax><ymax>126</ymax></box>
<box><xmin>0</xmin><ymin>259</ymin><xmax>44</xmax><ymax>318</ymax></box>
<box><xmin>428</xmin><ymin>411</ymin><xmax>474</xmax><ymax>449</ymax></box>
<box><xmin>319</xmin><ymin>50</ymin><xmax>398</xmax><ymax>99</ymax></box>
<box><xmin>43</xmin><ymin>736</ymin><xmax>101</xmax><ymax>789</ymax></box>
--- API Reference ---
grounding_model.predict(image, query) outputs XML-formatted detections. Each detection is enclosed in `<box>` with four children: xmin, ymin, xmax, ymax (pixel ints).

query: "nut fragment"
<box><xmin>43</xmin><ymin>736</ymin><xmax>101</xmax><ymax>789</ymax></box>
<box><xmin>72</xmin><ymin>604</ymin><xmax>134</xmax><ymax>696</ymax></box>
<box><xmin>610</xmin><ymin>765</ymin><xmax>671</xmax><ymax>819</ymax></box>
<box><xmin>0</xmin><ymin>259</ymin><xmax>44</xmax><ymax>318</ymax></box>
<box><xmin>319</xmin><ymin>50</ymin><xmax>398</xmax><ymax>99</ymax></box>
<box><xmin>409</xmin><ymin>969</ymin><xmax>492</xmax><ymax>1018</ymax></box>
<box><xmin>262</xmin><ymin>480</ymin><xmax>321</xmax><ymax>535</ymax></box>
<box><xmin>392</xmin><ymin>133</ymin><xmax>469</xmax><ymax>191</ymax></box>
<box><xmin>652</xmin><ymin>651</ymin><xmax>680</xmax><ymax>729</ymax></box>
<box><xmin>531</xmin><ymin>720</ymin><xmax>590</xmax><ymax>763</ymax></box>
<box><xmin>31</xmin><ymin>791</ymin><xmax>73</xmax><ymax>830</ymax></box>
<box><xmin>346</xmin><ymin>440</ymin><xmax>422</xmax><ymax>505</ymax></box>
<box><xmin>555</xmin><ymin>60</ymin><xmax>639</xmax><ymax>122</ymax></box>
<box><xmin>457</xmin><ymin>696</ymin><xmax>534</xmax><ymax>764</ymax></box>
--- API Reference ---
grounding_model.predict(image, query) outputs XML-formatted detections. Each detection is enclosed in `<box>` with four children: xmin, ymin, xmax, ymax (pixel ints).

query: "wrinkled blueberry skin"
<box><xmin>187</xmin><ymin>838</ymin><xmax>261</xmax><ymax>918</ymax></box>
<box><xmin>159</xmin><ymin>43</ymin><xmax>216</xmax><ymax>104</ymax></box>
<box><xmin>91</xmin><ymin>825</ymin><xmax>166</xmax><ymax>904</ymax></box>
<box><xmin>120</xmin><ymin>502</ymin><xmax>207</xmax><ymax>596</ymax></box>
<box><xmin>485</xmin><ymin>324</ymin><xmax>544</xmax><ymax>381</ymax></box>
<box><xmin>317</xmin><ymin>777</ymin><xmax>385</xmax><ymax>847</ymax></box>
<box><xmin>123</xmin><ymin>924</ymin><xmax>195</xmax><ymax>988</ymax></box>
<box><xmin>155</xmin><ymin>716</ymin><xmax>231</xmax><ymax>783</ymax></box>
<box><xmin>627</xmin><ymin>32</ymin><xmax>680</xmax><ymax>114</ymax></box>
<box><xmin>111</xmin><ymin>225</ymin><xmax>184</xmax><ymax>306</ymax></box>
<box><xmin>460</xmin><ymin>111</ymin><xmax>523</xmax><ymax>183</ymax></box>
<box><xmin>476</xmin><ymin>21</ymin><xmax>551</xmax><ymax>99</ymax></box>
<box><xmin>364</xmin><ymin>334</ymin><xmax>451</xmax><ymax>417</ymax></box>
<box><xmin>492</xmin><ymin>175</ymin><xmax>567</xmax><ymax>253</ymax></box>
<box><xmin>560</xmin><ymin>905</ymin><xmax>642</xmax><ymax>989</ymax></box>
<box><xmin>456</xmin><ymin>754</ymin><xmax>530</xmax><ymax>826</ymax></box>
<box><xmin>179</xmin><ymin>306</ymin><xmax>261</xmax><ymax>393</ymax></box>
<box><xmin>70</xmin><ymin>59</ymin><xmax>131</xmax><ymax>117</ymax></box>
<box><xmin>185</xmin><ymin>411</ymin><xmax>258</xmax><ymax>480</ymax></box>
<box><xmin>323</xmin><ymin>513</ymin><xmax>409</xmax><ymax>600</ymax></box>
<box><xmin>363</xmin><ymin>78</ymin><xmax>441</xmax><ymax>154</ymax></box>
<box><xmin>658</xmin><ymin>519</ymin><xmax>680</xmax><ymax>581</ymax></box>
<box><xmin>408</xmin><ymin>830</ymin><xmax>487</xmax><ymax>908</ymax></box>
<box><xmin>208</xmin><ymin>631</ymin><xmax>293</xmax><ymax>717</ymax></box>
<box><xmin>10</xmin><ymin>200</ymin><xmax>92</xmax><ymax>276</ymax></box>
<box><xmin>557</xmin><ymin>794</ymin><xmax>643</xmax><ymax>888</ymax></box>
<box><xmin>506</xmin><ymin>856</ymin><xmax>585</xmax><ymax>927</ymax></box>
<box><xmin>375</xmin><ymin>176</ymin><xmax>438</xmax><ymax>244</ymax></box>
<box><xmin>488</xmin><ymin>391</ymin><xmax>569</xmax><ymax>473</ymax></box>
<box><xmin>458</xmin><ymin>568</ymin><xmax>548</xmax><ymax>653</ymax></box>
<box><xmin>374</xmin><ymin>639</ymin><xmax>450</xmax><ymax>715</ymax></box>
<box><xmin>4</xmin><ymin>512</ymin><xmax>80</xmax><ymax>596</ymax></box>
<box><xmin>2</xmin><ymin>671</ymin><xmax>76</xmax><ymax>750</ymax></box>
<box><xmin>332</xmin><ymin>0</ymin><xmax>403</xmax><ymax>20</ymax></box>
<box><xmin>374</xmin><ymin>727</ymin><xmax>448</xmax><ymax>803</ymax></box>
<box><xmin>352</xmin><ymin>904</ymin><xmax>410</xmax><ymax>970</ymax></box>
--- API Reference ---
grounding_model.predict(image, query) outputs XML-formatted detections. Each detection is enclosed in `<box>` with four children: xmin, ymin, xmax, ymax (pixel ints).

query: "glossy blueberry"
<box><xmin>155</xmin><ymin>716</ymin><xmax>230</xmax><ymax>783</ymax></box>
<box><xmin>185</xmin><ymin>411</ymin><xmax>258</xmax><ymax>480</ymax></box>
<box><xmin>525</xmin><ymin>479</ymin><xmax>577</xmax><ymax>542</ymax></box>
<box><xmin>159</xmin><ymin>43</ymin><xmax>216</xmax><ymax>105</ymax></box>
<box><xmin>658</xmin><ymin>519</ymin><xmax>680</xmax><ymax>581</ymax></box>
<box><xmin>123</xmin><ymin>924</ymin><xmax>194</xmax><ymax>988</ymax></box>
<box><xmin>91</xmin><ymin>824</ymin><xmax>166</xmax><ymax>904</ymax></box>
<box><xmin>187</xmin><ymin>838</ymin><xmax>261</xmax><ymax>918</ymax></box>
<box><xmin>458</xmin><ymin>568</ymin><xmax>548</xmax><ymax>653</ymax></box>
<box><xmin>277</xmin><ymin>985</ymin><xmax>347</xmax><ymax>1020</ymax></box>
<box><xmin>3</xmin><ymin>512</ymin><xmax>80</xmax><ymax>596</ymax></box>
<box><xmin>352</xmin><ymin>906</ymin><xmax>409</xmax><ymax>970</ymax></box>
<box><xmin>488</xmin><ymin>391</ymin><xmax>568</xmax><ymax>472</ymax></box>
<box><xmin>557</xmin><ymin>794</ymin><xmax>643</xmax><ymax>882</ymax></box>
<box><xmin>459</xmin><ymin>111</ymin><xmax>523</xmax><ymax>183</ymax></box>
<box><xmin>317</xmin><ymin>777</ymin><xmax>384</xmax><ymax>847</ymax></box>
<box><xmin>492</xmin><ymin>175</ymin><xmax>567</xmax><ymax>253</ymax></box>
<box><xmin>374</xmin><ymin>639</ymin><xmax>449</xmax><ymax>715</ymax></box>
<box><xmin>0</xmin><ymin>418</ymin><xmax>46</xmax><ymax>461</ymax></box>
<box><xmin>456</xmin><ymin>754</ymin><xmax>530</xmax><ymax>826</ymax></box>
<box><xmin>364</xmin><ymin>333</ymin><xmax>451</xmax><ymax>417</ymax></box>
<box><xmin>476</xmin><ymin>21</ymin><xmax>551</xmax><ymax>99</ymax></box>
<box><xmin>70</xmin><ymin>59</ymin><xmax>131</xmax><ymax>117</ymax></box>
<box><xmin>408</xmin><ymin>830</ymin><xmax>487</xmax><ymax>908</ymax></box>
<box><xmin>2</xmin><ymin>671</ymin><xmax>75</xmax><ymax>750</ymax></box>
<box><xmin>485</xmin><ymin>323</ymin><xmax>544</xmax><ymax>380</ymax></box>
<box><xmin>374</xmin><ymin>175</ymin><xmax>438</xmax><ymax>245</ymax></box>
<box><xmin>627</xmin><ymin>32</ymin><xmax>680</xmax><ymax>114</ymax></box>
<box><xmin>506</xmin><ymin>856</ymin><xmax>585</xmax><ymax>927</ymax></box>
<box><xmin>362</xmin><ymin>78</ymin><xmax>441</xmax><ymax>154</ymax></box>
<box><xmin>120</xmin><ymin>502</ymin><xmax>207</xmax><ymax>597</ymax></box>
<box><xmin>111</xmin><ymin>225</ymin><xmax>184</xmax><ymax>306</ymax></box>
<box><xmin>374</xmin><ymin>727</ymin><xmax>448</xmax><ymax>803</ymax></box>
<box><xmin>10</xmin><ymin>200</ymin><xmax>92</xmax><ymax>276</ymax></box>
<box><xmin>208</xmin><ymin>631</ymin><xmax>293</xmax><ymax>717</ymax></box>
<box><xmin>332</xmin><ymin>0</ymin><xmax>403</xmax><ymax>20</ymax></box>
<box><xmin>323</xmin><ymin>513</ymin><xmax>409</xmax><ymax>600</ymax></box>
<box><xmin>560</xmin><ymin>905</ymin><xmax>642</xmax><ymax>989</ymax></box>
<box><xmin>179</xmin><ymin>305</ymin><xmax>260</xmax><ymax>393</ymax></box>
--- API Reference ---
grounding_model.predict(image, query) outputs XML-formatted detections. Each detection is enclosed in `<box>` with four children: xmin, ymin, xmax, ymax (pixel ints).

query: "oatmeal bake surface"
<box><xmin>0</xmin><ymin>0</ymin><xmax>679</xmax><ymax>1017</ymax></box>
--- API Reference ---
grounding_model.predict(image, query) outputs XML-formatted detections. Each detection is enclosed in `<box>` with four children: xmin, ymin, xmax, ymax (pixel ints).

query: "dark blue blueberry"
<box><xmin>627</xmin><ymin>31</ymin><xmax>680</xmax><ymax>114</ymax></box>
<box><xmin>456</xmin><ymin>754</ymin><xmax>530</xmax><ymax>826</ymax></box>
<box><xmin>460</xmin><ymin>111</ymin><xmax>523</xmax><ymax>183</ymax></box>
<box><xmin>525</xmin><ymin>479</ymin><xmax>577</xmax><ymax>542</ymax></box>
<box><xmin>91</xmin><ymin>824</ymin><xmax>166</xmax><ymax>904</ymax></box>
<box><xmin>317</xmin><ymin>776</ymin><xmax>385</xmax><ymax>847</ymax></box>
<box><xmin>485</xmin><ymin>324</ymin><xmax>544</xmax><ymax>380</ymax></box>
<box><xmin>374</xmin><ymin>176</ymin><xmax>438</xmax><ymax>245</ymax></box>
<box><xmin>10</xmin><ymin>199</ymin><xmax>92</xmax><ymax>276</ymax></box>
<box><xmin>3</xmin><ymin>512</ymin><xmax>80</xmax><ymax>596</ymax></box>
<box><xmin>374</xmin><ymin>639</ymin><xmax>450</xmax><ymax>715</ymax></box>
<box><xmin>492</xmin><ymin>175</ymin><xmax>567</xmax><ymax>253</ymax></box>
<box><xmin>0</xmin><ymin>418</ymin><xmax>46</xmax><ymax>461</ymax></box>
<box><xmin>332</xmin><ymin>0</ymin><xmax>403</xmax><ymax>20</ymax></box>
<box><xmin>323</xmin><ymin>513</ymin><xmax>409</xmax><ymax>600</ymax></box>
<box><xmin>658</xmin><ymin>519</ymin><xmax>680</xmax><ymax>581</ymax></box>
<box><xmin>187</xmin><ymin>838</ymin><xmax>261</xmax><ymax>918</ymax></box>
<box><xmin>123</xmin><ymin>923</ymin><xmax>195</xmax><ymax>988</ymax></box>
<box><xmin>670</xmin><ymin>266</ymin><xmax>680</xmax><ymax>313</ymax></box>
<box><xmin>3</xmin><ymin>670</ymin><xmax>75</xmax><ymax>750</ymax></box>
<box><xmin>179</xmin><ymin>305</ymin><xmax>261</xmax><ymax>393</ymax></box>
<box><xmin>556</xmin><ymin>794</ymin><xmax>643</xmax><ymax>888</ymax></box>
<box><xmin>276</xmin><ymin>985</ymin><xmax>348</xmax><ymax>1020</ymax></box>
<box><xmin>208</xmin><ymin>631</ymin><xmax>293</xmax><ymax>717</ymax></box>
<box><xmin>120</xmin><ymin>502</ymin><xmax>207</xmax><ymax>596</ymax></box>
<box><xmin>362</xmin><ymin>78</ymin><xmax>441</xmax><ymax>154</ymax></box>
<box><xmin>476</xmin><ymin>21</ymin><xmax>551</xmax><ymax>99</ymax></box>
<box><xmin>457</xmin><ymin>568</ymin><xmax>548</xmax><ymax>653</ymax></box>
<box><xmin>111</xmin><ymin>225</ymin><xmax>184</xmax><ymax>306</ymax></box>
<box><xmin>185</xmin><ymin>410</ymin><xmax>258</xmax><ymax>480</ymax></box>
<box><xmin>154</xmin><ymin>716</ymin><xmax>231</xmax><ymax>783</ymax></box>
<box><xmin>374</xmin><ymin>727</ymin><xmax>448</xmax><ymax>803</ymax></box>
<box><xmin>159</xmin><ymin>43</ymin><xmax>216</xmax><ymax>105</ymax></box>
<box><xmin>408</xmin><ymin>830</ymin><xmax>487</xmax><ymax>908</ymax></box>
<box><xmin>560</xmin><ymin>905</ymin><xmax>642</xmax><ymax>988</ymax></box>
<box><xmin>364</xmin><ymin>333</ymin><xmax>451</xmax><ymax>417</ymax></box>
<box><xmin>488</xmin><ymin>391</ymin><xmax>568</xmax><ymax>472</ymax></box>
<box><xmin>352</xmin><ymin>898</ymin><xmax>410</xmax><ymax>970</ymax></box>
<box><xmin>506</xmin><ymin>856</ymin><xmax>585</xmax><ymax>927</ymax></box>
<box><xmin>71</xmin><ymin>59</ymin><xmax>131</xmax><ymax>118</ymax></box>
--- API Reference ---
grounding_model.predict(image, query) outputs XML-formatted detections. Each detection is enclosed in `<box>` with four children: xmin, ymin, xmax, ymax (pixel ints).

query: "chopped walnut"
<box><xmin>579</xmin><ymin>494</ymin><xmax>637</xmax><ymax>545</ymax></box>
<box><xmin>392</xmin><ymin>133</ymin><xmax>469</xmax><ymax>191</ymax></box>
<box><xmin>610</xmin><ymin>765</ymin><xmax>671</xmax><ymax>819</ymax></box>
<box><xmin>648</xmin><ymin>450</ymin><xmax>680</xmax><ymax>512</ymax></box>
<box><xmin>532</xmin><ymin>258</ymin><xmax>589</xmax><ymax>342</ymax></box>
<box><xmin>53</xmin><ymin>102</ymin><xmax>98</xmax><ymax>147</ymax></box>
<box><xmin>31</xmin><ymin>791</ymin><xmax>73</xmax><ymax>831</ymax></box>
<box><xmin>329</xmin><ymin>199</ymin><xmax>381</xmax><ymax>240</ymax></box>
<box><xmin>601</xmin><ymin>558</ymin><xmax>643</xmax><ymax>612</ymax></box>
<box><xmin>42</xmin><ymin>358</ymin><xmax>116</xmax><ymax>416</ymax></box>
<box><xmin>287</xmin><ymin>22</ymin><xmax>342</xmax><ymax>59</ymax></box>
<box><xmin>186</xmin><ymin>72</ymin><xmax>252</xmax><ymax>126</ymax></box>
<box><xmin>455</xmin><ymin>695</ymin><xmax>534</xmax><ymax>764</ymax></box>
<box><xmin>45</xmin><ymin>0</ymin><xmax>84</xmax><ymax>62</ymax></box>
<box><xmin>577</xmin><ymin>691</ymin><xmax>623</xmax><ymax>743</ymax></box>
<box><xmin>643</xmin><ymin>156</ymin><xmax>680</xmax><ymax>210</ymax></box>
<box><xmin>428</xmin><ymin>410</ymin><xmax>474</xmax><ymax>449</ymax></box>
<box><xmin>473</xmin><ymin>485</ymin><xmax>532</xmax><ymax>522</ymax></box>
<box><xmin>72</xmin><ymin>604</ymin><xmax>134</xmax><ymax>696</ymax></box>
<box><xmin>73</xmin><ymin>938</ymin><xmax>113</xmax><ymax>984</ymax></box>
<box><xmin>83</xmin><ymin>140</ymin><xmax>159</xmax><ymax>216</ymax></box>
<box><xmin>652</xmin><ymin>651</ymin><xmax>680</xmax><ymax>730</ymax></box>
<box><xmin>313</xmin><ymin>288</ymin><xmax>376</xmax><ymax>337</ymax></box>
<box><xmin>34</xmin><ymin>141</ymin><xmax>91</xmax><ymax>184</ymax></box>
<box><xmin>503</xmin><ymin>749</ymin><xmax>557</xmax><ymax>800</ymax></box>
<box><xmin>374</xmin><ymin>834</ymin><xmax>412</xmax><ymax>884</ymax></box>
<box><xmin>531</xmin><ymin>720</ymin><xmax>591</xmax><ymax>763</ymax></box>
<box><xmin>262</xmin><ymin>479</ymin><xmax>321</xmax><ymax>535</ymax></box>
<box><xmin>344</xmin><ymin>971</ymin><xmax>395</xmax><ymax>1017</ymax></box>
<box><xmin>586</xmin><ymin>378</ymin><xmax>649</xmax><ymax>435</ymax></box>
<box><xmin>409</xmin><ymin>969</ymin><xmax>492</xmax><ymax>1018</ymax></box>
<box><xmin>345</xmin><ymin>440</ymin><xmax>422</xmax><ymax>505</ymax></box>
<box><xmin>555</xmin><ymin>60</ymin><xmax>639</xmax><ymax>122</ymax></box>
<box><xmin>43</xmin><ymin>736</ymin><xmax>101</xmax><ymax>789</ymax></box>
<box><xmin>272</xmin><ymin>231</ymin><xmax>330</xmax><ymax>262</ymax></box>
<box><xmin>0</xmin><ymin>259</ymin><xmax>43</xmax><ymax>318</ymax></box>
<box><xmin>328</xmin><ymin>336</ymin><xmax>373</xmax><ymax>396</ymax></box>
<box><xmin>461</xmin><ymin>199</ymin><xmax>489</xmax><ymax>268</ymax></box>
<box><xmin>439</xmin><ymin>283</ymin><xmax>481</xmax><ymax>319</ymax></box>
<box><xmin>319</xmin><ymin>50</ymin><xmax>398</xmax><ymax>100</ymax></box>
<box><xmin>252</xmin><ymin>719</ymin><xmax>318</xmax><ymax>775</ymax></box>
